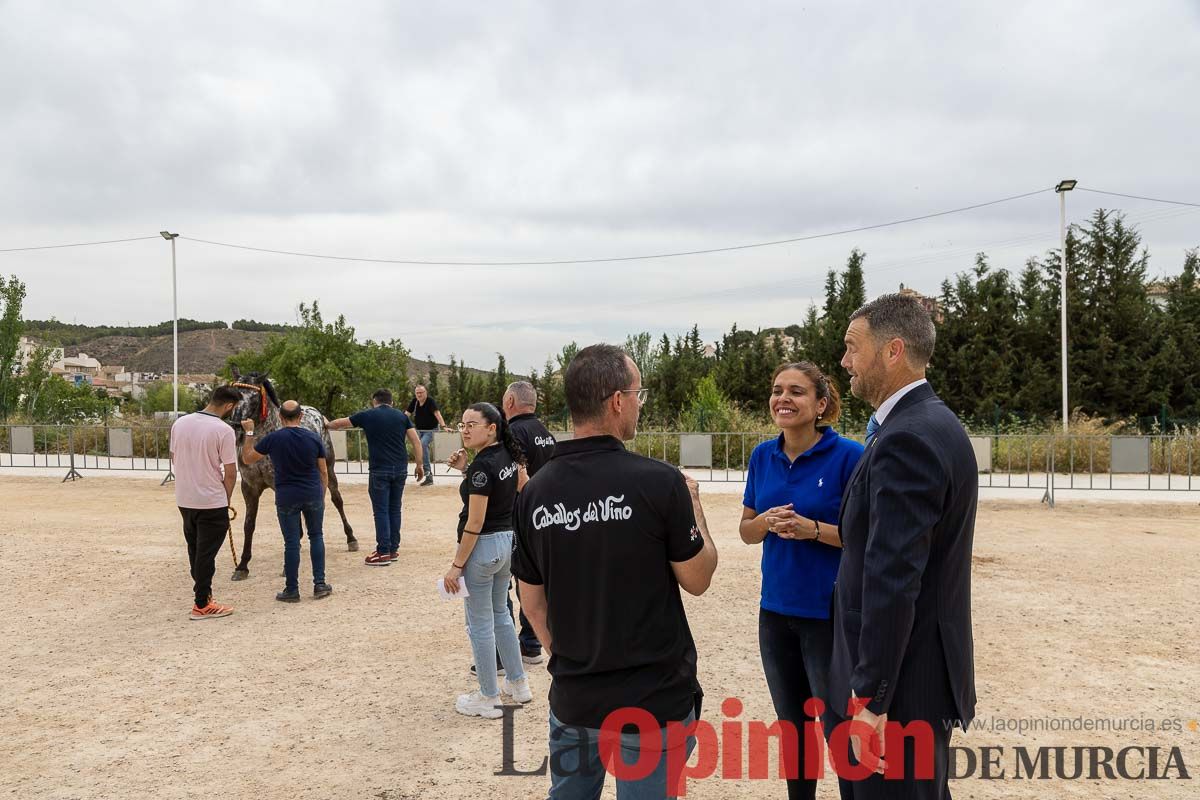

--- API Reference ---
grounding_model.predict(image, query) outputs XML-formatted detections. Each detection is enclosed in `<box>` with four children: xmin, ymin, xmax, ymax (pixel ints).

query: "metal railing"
<box><xmin>2</xmin><ymin>424</ymin><xmax>1196</xmax><ymax>493</ymax></box>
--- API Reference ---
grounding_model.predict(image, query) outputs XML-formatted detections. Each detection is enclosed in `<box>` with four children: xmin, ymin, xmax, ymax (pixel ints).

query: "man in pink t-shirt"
<box><xmin>169</xmin><ymin>385</ymin><xmax>241</xmax><ymax>620</ymax></box>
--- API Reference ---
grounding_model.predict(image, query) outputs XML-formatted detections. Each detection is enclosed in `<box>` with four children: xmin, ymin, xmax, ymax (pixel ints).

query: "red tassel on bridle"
<box><xmin>232</xmin><ymin>382</ymin><xmax>269</xmax><ymax>422</ymax></box>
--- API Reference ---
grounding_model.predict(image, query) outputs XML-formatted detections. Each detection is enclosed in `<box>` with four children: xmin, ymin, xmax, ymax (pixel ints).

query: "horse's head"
<box><xmin>228</xmin><ymin>371</ymin><xmax>280</xmax><ymax>429</ymax></box>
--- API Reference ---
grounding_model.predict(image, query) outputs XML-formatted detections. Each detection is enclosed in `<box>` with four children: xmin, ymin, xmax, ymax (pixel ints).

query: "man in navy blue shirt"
<box><xmin>241</xmin><ymin>400</ymin><xmax>332</xmax><ymax>602</ymax></box>
<box><xmin>327</xmin><ymin>388</ymin><xmax>425</xmax><ymax>565</ymax></box>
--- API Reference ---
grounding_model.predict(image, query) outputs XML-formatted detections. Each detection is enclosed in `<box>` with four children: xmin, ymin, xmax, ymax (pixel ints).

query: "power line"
<box><xmin>0</xmin><ymin>235</ymin><xmax>161</xmax><ymax>253</ymax></box>
<box><xmin>1078</xmin><ymin>188</ymin><xmax>1200</xmax><ymax>209</ymax></box>
<box><xmin>180</xmin><ymin>188</ymin><xmax>1052</xmax><ymax>267</ymax></box>
<box><xmin>397</xmin><ymin>202</ymin><xmax>1200</xmax><ymax>340</ymax></box>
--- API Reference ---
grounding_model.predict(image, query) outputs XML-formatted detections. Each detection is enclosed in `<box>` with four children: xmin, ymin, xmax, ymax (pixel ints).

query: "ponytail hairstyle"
<box><xmin>468</xmin><ymin>402</ymin><xmax>527</xmax><ymax>466</ymax></box>
<box><xmin>771</xmin><ymin>361</ymin><xmax>843</xmax><ymax>429</ymax></box>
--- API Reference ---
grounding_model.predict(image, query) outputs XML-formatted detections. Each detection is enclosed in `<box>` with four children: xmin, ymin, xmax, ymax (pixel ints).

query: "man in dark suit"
<box><xmin>828</xmin><ymin>293</ymin><xmax>977</xmax><ymax>799</ymax></box>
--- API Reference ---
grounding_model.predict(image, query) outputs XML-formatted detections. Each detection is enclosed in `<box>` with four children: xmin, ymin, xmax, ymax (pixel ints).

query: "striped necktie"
<box><xmin>865</xmin><ymin>414</ymin><xmax>880</xmax><ymax>446</ymax></box>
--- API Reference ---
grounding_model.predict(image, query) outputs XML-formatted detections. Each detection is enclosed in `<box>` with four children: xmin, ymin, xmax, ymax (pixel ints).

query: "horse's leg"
<box><xmin>327</xmin><ymin>457</ymin><xmax>357</xmax><ymax>551</ymax></box>
<box><xmin>233</xmin><ymin>482</ymin><xmax>258</xmax><ymax>581</ymax></box>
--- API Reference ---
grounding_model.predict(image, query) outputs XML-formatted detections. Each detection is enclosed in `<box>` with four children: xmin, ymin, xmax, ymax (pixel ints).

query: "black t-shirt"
<box><xmin>406</xmin><ymin>396</ymin><xmax>440</xmax><ymax>430</ymax></box>
<box><xmin>457</xmin><ymin>443</ymin><xmax>519</xmax><ymax>542</ymax></box>
<box><xmin>511</xmin><ymin>435</ymin><xmax>705</xmax><ymax>728</ymax></box>
<box><xmin>506</xmin><ymin>413</ymin><xmax>556</xmax><ymax>476</ymax></box>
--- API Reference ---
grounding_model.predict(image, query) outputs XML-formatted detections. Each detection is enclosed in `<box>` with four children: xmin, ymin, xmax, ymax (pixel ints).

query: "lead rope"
<box><xmin>226</xmin><ymin>506</ymin><xmax>239</xmax><ymax>568</ymax></box>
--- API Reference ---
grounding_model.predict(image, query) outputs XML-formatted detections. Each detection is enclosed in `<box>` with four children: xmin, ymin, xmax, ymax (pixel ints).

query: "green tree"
<box><xmin>932</xmin><ymin>254</ymin><xmax>1022</xmax><ymax>419</ymax></box>
<box><xmin>425</xmin><ymin>356</ymin><xmax>443</xmax><ymax>403</ymax></box>
<box><xmin>226</xmin><ymin>301</ymin><xmax>410</xmax><ymax>418</ymax></box>
<box><xmin>0</xmin><ymin>275</ymin><xmax>27</xmax><ymax>419</ymax></box>
<box><xmin>139</xmin><ymin>381</ymin><xmax>199</xmax><ymax>415</ymax></box>
<box><xmin>488</xmin><ymin>353</ymin><xmax>509</xmax><ymax>405</ymax></box>
<box><xmin>1158</xmin><ymin>249</ymin><xmax>1200</xmax><ymax>419</ymax></box>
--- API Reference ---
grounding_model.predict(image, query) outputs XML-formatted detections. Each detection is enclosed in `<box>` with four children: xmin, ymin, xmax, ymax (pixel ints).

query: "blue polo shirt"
<box><xmin>743</xmin><ymin>427</ymin><xmax>864</xmax><ymax>619</ymax></box>
<box><xmin>349</xmin><ymin>405</ymin><xmax>414</xmax><ymax>472</ymax></box>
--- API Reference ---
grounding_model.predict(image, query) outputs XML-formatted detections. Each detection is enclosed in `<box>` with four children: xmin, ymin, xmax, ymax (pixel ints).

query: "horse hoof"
<box><xmin>231</xmin><ymin>570</ymin><xmax>249</xmax><ymax>582</ymax></box>
<box><xmin>347</xmin><ymin>540</ymin><xmax>359</xmax><ymax>552</ymax></box>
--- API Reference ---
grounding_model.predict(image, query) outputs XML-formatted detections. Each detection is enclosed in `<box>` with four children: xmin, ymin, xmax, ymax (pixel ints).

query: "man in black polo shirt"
<box><xmin>503</xmin><ymin>380</ymin><xmax>556</xmax><ymax>477</ymax></box>
<box><xmin>512</xmin><ymin>344</ymin><xmax>718</xmax><ymax>800</ymax></box>
<box><xmin>500</xmin><ymin>380</ymin><xmax>554</xmax><ymax>665</ymax></box>
<box><xmin>406</xmin><ymin>384</ymin><xmax>448</xmax><ymax>486</ymax></box>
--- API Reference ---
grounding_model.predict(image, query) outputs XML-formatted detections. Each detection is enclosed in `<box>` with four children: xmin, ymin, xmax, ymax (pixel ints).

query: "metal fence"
<box><xmin>2</xmin><ymin>424</ymin><xmax>1197</xmax><ymax>495</ymax></box>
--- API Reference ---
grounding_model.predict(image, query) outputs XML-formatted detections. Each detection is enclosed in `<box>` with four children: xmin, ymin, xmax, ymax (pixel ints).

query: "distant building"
<box><xmin>53</xmin><ymin>352</ymin><xmax>101</xmax><ymax>377</ymax></box>
<box><xmin>1146</xmin><ymin>280</ymin><xmax>1169</xmax><ymax>310</ymax></box>
<box><xmin>15</xmin><ymin>336</ymin><xmax>64</xmax><ymax>373</ymax></box>
<box><xmin>898</xmin><ymin>284</ymin><xmax>943</xmax><ymax>323</ymax></box>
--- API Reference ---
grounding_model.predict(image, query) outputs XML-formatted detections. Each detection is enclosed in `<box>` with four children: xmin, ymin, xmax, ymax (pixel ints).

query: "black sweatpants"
<box><xmin>180</xmin><ymin>507</ymin><xmax>229</xmax><ymax>607</ymax></box>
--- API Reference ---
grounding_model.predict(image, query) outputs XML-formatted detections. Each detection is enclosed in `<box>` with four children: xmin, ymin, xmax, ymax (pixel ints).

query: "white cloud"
<box><xmin>2</xmin><ymin>0</ymin><xmax>1198</xmax><ymax>369</ymax></box>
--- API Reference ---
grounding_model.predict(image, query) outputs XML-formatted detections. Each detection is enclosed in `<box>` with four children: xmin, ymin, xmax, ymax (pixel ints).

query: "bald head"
<box><xmin>280</xmin><ymin>400</ymin><xmax>303</xmax><ymax>425</ymax></box>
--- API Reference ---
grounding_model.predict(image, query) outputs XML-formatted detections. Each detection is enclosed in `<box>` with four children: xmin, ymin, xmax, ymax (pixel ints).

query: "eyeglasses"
<box><xmin>456</xmin><ymin>421</ymin><xmax>489</xmax><ymax>431</ymax></box>
<box><xmin>618</xmin><ymin>388</ymin><xmax>650</xmax><ymax>407</ymax></box>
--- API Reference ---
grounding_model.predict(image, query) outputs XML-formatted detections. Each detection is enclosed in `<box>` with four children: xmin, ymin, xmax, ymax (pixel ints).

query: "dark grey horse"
<box><xmin>227</xmin><ymin>370</ymin><xmax>357</xmax><ymax>580</ymax></box>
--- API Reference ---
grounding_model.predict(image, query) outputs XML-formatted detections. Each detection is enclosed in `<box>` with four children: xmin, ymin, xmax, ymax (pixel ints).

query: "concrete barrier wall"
<box><xmin>328</xmin><ymin>430</ymin><xmax>348</xmax><ymax>460</ymax></box>
<box><xmin>679</xmin><ymin>434</ymin><xmax>713</xmax><ymax>468</ymax></box>
<box><xmin>108</xmin><ymin>428</ymin><xmax>134</xmax><ymax>458</ymax></box>
<box><xmin>969</xmin><ymin>436</ymin><xmax>992</xmax><ymax>472</ymax></box>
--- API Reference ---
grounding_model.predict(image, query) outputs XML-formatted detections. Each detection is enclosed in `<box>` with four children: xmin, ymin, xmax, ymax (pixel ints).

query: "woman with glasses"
<box><xmin>740</xmin><ymin>362</ymin><xmax>863</xmax><ymax>799</ymax></box>
<box><xmin>443</xmin><ymin>402</ymin><xmax>533</xmax><ymax>718</ymax></box>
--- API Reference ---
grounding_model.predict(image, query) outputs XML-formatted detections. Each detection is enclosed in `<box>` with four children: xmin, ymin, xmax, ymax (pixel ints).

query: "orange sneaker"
<box><xmin>189</xmin><ymin>598</ymin><xmax>234</xmax><ymax>620</ymax></box>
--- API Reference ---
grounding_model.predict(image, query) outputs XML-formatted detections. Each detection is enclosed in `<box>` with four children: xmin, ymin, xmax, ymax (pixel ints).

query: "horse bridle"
<box><xmin>232</xmin><ymin>382</ymin><xmax>270</xmax><ymax>423</ymax></box>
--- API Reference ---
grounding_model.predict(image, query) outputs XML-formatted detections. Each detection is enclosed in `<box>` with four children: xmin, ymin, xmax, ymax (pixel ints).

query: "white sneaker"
<box><xmin>502</xmin><ymin>677</ymin><xmax>533</xmax><ymax>704</ymax></box>
<box><xmin>455</xmin><ymin>690</ymin><xmax>503</xmax><ymax>719</ymax></box>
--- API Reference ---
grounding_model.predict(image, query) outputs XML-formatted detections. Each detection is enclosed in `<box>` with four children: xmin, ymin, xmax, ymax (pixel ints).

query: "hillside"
<box><xmin>58</xmin><ymin>329</ymin><xmax>507</xmax><ymax>382</ymax></box>
<box><xmin>64</xmin><ymin>329</ymin><xmax>276</xmax><ymax>373</ymax></box>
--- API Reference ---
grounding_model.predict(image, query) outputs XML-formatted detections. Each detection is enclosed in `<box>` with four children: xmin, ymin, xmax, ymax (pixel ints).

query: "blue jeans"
<box><xmin>367</xmin><ymin>468</ymin><xmax>405</xmax><ymax>553</ymax></box>
<box><xmin>418</xmin><ymin>429</ymin><xmax>435</xmax><ymax>477</ymax></box>
<box><xmin>463</xmin><ymin>531</ymin><xmax>526</xmax><ymax>697</ymax></box>
<box><xmin>548</xmin><ymin>708</ymin><xmax>698</xmax><ymax>799</ymax></box>
<box><xmin>276</xmin><ymin>499</ymin><xmax>326</xmax><ymax>591</ymax></box>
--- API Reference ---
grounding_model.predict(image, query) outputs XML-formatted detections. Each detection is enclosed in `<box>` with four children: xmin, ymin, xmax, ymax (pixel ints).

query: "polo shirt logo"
<box><xmin>818</xmin><ymin>477</ymin><xmax>824</xmax><ymax>488</ymax></box>
<box><xmin>533</xmin><ymin>503</ymin><xmax>583</xmax><ymax>531</ymax></box>
<box><xmin>531</xmin><ymin>494</ymin><xmax>633</xmax><ymax>532</ymax></box>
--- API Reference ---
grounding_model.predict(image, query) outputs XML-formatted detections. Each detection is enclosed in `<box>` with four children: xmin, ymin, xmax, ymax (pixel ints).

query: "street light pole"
<box><xmin>160</xmin><ymin>231</ymin><xmax>180</xmax><ymax>419</ymax></box>
<box><xmin>1054</xmin><ymin>181</ymin><xmax>1076</xmax><ymax>434</ymax></box>
<box><xmin>160</xmin><ymin>231</ymin><xmax>179</xmax><ymax>486</ymax></box>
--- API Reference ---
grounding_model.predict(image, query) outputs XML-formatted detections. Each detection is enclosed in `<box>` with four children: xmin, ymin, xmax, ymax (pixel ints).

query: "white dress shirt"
<box><xmin>874</xmin><ymin>378</ymin><xmax>929</xmax><ymax>425</ymax></box>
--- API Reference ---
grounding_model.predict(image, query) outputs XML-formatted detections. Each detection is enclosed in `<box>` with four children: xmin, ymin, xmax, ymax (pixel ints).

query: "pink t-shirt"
<box><xmin>170</xmin><ymin>412</ymin><xmax>237</xmax><ymax>509</ymax></box>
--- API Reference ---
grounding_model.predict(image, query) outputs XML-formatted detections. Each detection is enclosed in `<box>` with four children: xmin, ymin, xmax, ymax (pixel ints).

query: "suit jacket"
<box><xmin>829</xmin><ymin>382</ymin><xmax>977</xmax><ymax>728</ymax></box>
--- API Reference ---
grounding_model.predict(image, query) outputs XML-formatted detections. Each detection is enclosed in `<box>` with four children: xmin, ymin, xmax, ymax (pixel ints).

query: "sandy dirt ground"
<box><xmin>2</xmin><ymin>476</ymin><xmax>1198</xmax><ymax>799</ymax></box>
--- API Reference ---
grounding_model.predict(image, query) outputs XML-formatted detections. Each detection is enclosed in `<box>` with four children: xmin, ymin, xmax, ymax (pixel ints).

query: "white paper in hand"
<box><xmin>437</xmin><ymin>577</ymin><xmax>469</xmax><ymax>600</ymax></box>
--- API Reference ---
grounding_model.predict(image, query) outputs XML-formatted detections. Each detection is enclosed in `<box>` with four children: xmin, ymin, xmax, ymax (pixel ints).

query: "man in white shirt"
<box><xmin>169</xmin><ymin>385</ymin><xmax>241</xmax><ymax>620</ymax></box>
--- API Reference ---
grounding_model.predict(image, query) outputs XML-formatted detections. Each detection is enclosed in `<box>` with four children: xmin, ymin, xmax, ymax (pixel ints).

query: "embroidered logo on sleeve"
<box><xmin>472</xmin><ymin>471</ymin><xmax>489</xmax><ymax>488</ymax></box>
<box><xmin>689</xmin><ymin>525</ymin><xmax>701</xmax><ymax>541</ymax></box>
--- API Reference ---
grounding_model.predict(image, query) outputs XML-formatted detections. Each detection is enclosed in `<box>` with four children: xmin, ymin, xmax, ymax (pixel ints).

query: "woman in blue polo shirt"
<box><xmin>741</xmin><ymin>361</ymin><xmax>864</xmax><ymax>800</ymax></box>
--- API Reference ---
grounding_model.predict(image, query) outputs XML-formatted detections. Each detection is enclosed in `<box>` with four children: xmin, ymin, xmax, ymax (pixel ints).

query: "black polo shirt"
<box><xmin>406</xmin><ymin>396</ymin><xmax>440</xmax><ymax>430</ymax></box>
<box><xmin>512</xmin><ymin>435</ymin><xmax>705</xmax><ymax>729</ymax></box>
<box><xmin>506</xmin><ymin>413</ymin><xmax>556</xmax><ymax>476</ymax></box>
<box><xmin>457</xmin><ymin>442</ymin><xmax>519</xmax><ymax>541</ymax></box>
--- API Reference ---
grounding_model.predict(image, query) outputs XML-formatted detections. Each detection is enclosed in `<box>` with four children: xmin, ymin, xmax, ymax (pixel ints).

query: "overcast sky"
<box><xmin>2</xmin><ymin>0</ymin><xmax>1198</xmax><ymax>371</ymax></box>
